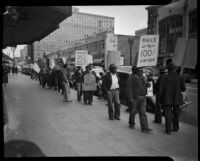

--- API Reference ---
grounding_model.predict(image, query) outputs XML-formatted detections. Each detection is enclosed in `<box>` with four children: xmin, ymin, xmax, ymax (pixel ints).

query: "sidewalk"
<box><xmin>4</xmin><ymin>74</ymin><xmax>198</xmax><ymax>160</ymax></box>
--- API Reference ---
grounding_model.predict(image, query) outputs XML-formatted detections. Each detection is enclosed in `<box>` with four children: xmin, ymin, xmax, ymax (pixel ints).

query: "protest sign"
<box><xmin>83</xmin><ymin>73</ymin><xmax>97</xmax><ymax>91</ymax></box>
<box><xmin>137</xmin><ymin>35</ymin><xmax>159</xmax><ymax>67</ymax></box>
<box><xmin>33</xmin><ymin>63</ymin><xmax>40</xmax><ymax>73</ymax></box>
<box><xmin>75</xmin><ymin>50</ymin><xmax>88</xmax><ymax>66</ymax></box>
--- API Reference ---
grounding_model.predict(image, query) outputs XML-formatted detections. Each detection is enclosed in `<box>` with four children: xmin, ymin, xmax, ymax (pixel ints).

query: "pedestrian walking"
<box><xmin>153</xmin><ymin>66</ymin><xmax>167</xmax><ymax>124</ymax></box>
<box><xmin>12</xmin><ymin>66</ymin><xmax>15</xmax><ymax>75</ymax></box>
<box><xmin>74</xmin><ymin>66</ymin><xmax>83</xmax><ymax>101</ymax></box>
<box><xmin>3</xmin><ymin>65</ymin><xmax>9</xmax><ymax>87</ymax></box>
<box><xmin>15</xmin><ymin>66</ymin><xmax>18</xmax><ymax>75</ymax></box>
<box><xmin>83</xmin><ymin>65</ymin><xmax>96</xmax><ymax>105</ymax></box>
<box><xmin>103</xmin><ymin>64</ymin><xmax>121</xmax><ymax>120</ymax></box>
<box><xmin>60</xmin><ymin>64</ymin><xmax>72</xmax><ymax>102</ymax></box>
<box><xmin>126</xmin><ymin>66</ymin><xmax>153</xmax><ymax>133</ymax></box>
<box><xmin>158</xmin><ymin>63</ymin><xmax>186</xmax><ymax>135</ymax></box>
<box><xmin>97</xmin><ymin>72</ymin><xmax>104</xmax><ymax>99</ymax></box>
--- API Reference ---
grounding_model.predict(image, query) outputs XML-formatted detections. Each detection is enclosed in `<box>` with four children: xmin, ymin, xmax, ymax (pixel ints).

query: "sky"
<box><xmin>3</xmin><ymin>5</ymin><xmax>148</xmax><ymax>57</ymax></box>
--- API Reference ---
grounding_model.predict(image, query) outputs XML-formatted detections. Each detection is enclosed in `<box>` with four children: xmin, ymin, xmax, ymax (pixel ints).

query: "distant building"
<box><xmin>32</xmin><ymin>7</ymin><xmax>115</xmax><ymax>62</ymax></box>
<box><xmin>47</xmin><ymin>32</ymin><xmax>140</xmax><ymax>68</ymax></box>
<box><xmin>20</xmin><ymin>46</ymin><xmax>28</xmax><ymax>61</ymax></box>
<box><xmin>135</xmin><ymin>28</ymin><xmax>147</xmax><ymax>36</ymax></box>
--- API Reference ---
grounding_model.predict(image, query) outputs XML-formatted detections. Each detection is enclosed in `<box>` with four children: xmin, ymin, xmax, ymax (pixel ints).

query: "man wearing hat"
<box><xmin>127</xmin><ymin>66</ymin><xmax>153</xmax><ymax>133</ymax></box>
<box><xmin>103</xmin><ymin>64</ymin><xmax>121</xmax><ymax>120</ymax></box>
<box><xmin>153</xmin><ymin>66</ymin><xmax>167</xmax><ymax>124</ymax></box>
<box><xmin>158</xmin><ymin>63</ymin><xmax>186</xmax><ymax>134</ymax></box>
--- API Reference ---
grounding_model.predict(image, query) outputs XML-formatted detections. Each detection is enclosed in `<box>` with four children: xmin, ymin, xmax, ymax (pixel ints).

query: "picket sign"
<box><xmin>136</xmin><ymin>35</ymin><xmax>159</xmax><ymax>97</ymax></box>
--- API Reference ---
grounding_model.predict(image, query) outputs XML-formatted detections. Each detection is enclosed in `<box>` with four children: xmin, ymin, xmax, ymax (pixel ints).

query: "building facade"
<box><xmin>146</xmin><ymin>0</ymin><xmax>197</xmax><ymax>66</ymax></box>
<box><xmin>33</xmin><ymin>7</ymin><xmax>115</xmax><ymax>62</ymax></box>
<box><xmin>135</xmin><ymin>28</ymin><xmax>147</xmax><ymax>36</ymax></box>
<box><xmin>47</xmin><ymin>32</ymin><xmax>140</xmax><ymax>68</ymax></box>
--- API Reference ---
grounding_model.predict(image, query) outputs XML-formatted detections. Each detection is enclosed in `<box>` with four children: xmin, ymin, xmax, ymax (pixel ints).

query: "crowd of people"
<box><xmin>35</xmin><ymin>59</ymin><xmax>188</xmax><ymax>135</ymax></box>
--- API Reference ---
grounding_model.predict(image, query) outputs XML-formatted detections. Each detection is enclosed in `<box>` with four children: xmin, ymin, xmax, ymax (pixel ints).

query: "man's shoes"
<box><xmin>109</xmin><ymin>117</ymin><xmax>114</xmax><ymax>120</ymax></box>
<box><xmin>142</xmin><ymin>128</ymin><xmax>153</xmax><ymax>133</ymax></box>
<box><xmin>166</xmin><ymin>131</ymin><xmax>171</xmax><ymax>135</ymax></box>
<box><xmin>153</xmin><ymin>120</ymin><xmax>162</xmax><ymax>124</ymax></box>
<box><xmin>129</xmin><ymin>124</ymin><xmax>135</xmax><ymax>129</ymax></box>
<box><xmin>88</xmin><ymin>102</ymin><xmax>93</xmax><ymax>105</ymax></box>
<box><xmin>114</xmin><ymin>117</ymin><xmax>120</xmax><ymax>120</ymax></box>
<box><xmin>173</xmin><ymin>128</ymin><xmax>179</xmax><ymax>132</ymax></box>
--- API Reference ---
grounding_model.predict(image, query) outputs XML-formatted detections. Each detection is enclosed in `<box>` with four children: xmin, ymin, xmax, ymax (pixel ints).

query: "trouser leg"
<box><xmin>154</xmin><ymin>99</ymin><xmax>162</xmax><ymax>123</ymax></box>
<box><xmin>107</xmin><ymin>91</ymin><xmax>114</xmax><ymax>118</ymax></box>
<box><xmin>163</xmin><ymin>106</ymin><xmax>173</xmax><ymax>133</ymax></box>
<box><xmin>172</xmin><ymin>105</ymin><xmax>180</xmax><ymax>131</ymax></box>
<box><xmin>76</xmin><ymin>83</ymin><xmax>81</xmax><ymax>101</ymax></box>
<box><xmin>62</xmin><ymin>82</ymin><xmax>67</xmax><ymax>101</ymax></box>
<box><xmin>66</xmin><ymin>82</ymin><xmax>72</xmax><ymax>101</ymax></box>
<box><xmin>83</xmin><ymin>91</ymin><xmax>88</xmax><ymax>104</ymax></box>
<box><xmin>88</xmin><ymin>91</ymin><xmax>93</xmax><ymax>104</ymax></box>
<box><xmin>138</xmin><ymin>97</ymin><xmax>149</xmax><ymax>130</ymax></box>
<box><xmin>129</xmin><ymin>100</ymin><xmax>137</xmax><ymax>126</ymax></box>
<box><xmin>113</xmin><ymin>90</ymin><xmax>121</xmax><ymax>118</ymax></box>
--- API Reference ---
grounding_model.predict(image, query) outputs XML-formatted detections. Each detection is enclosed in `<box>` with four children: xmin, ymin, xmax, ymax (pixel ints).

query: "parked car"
<box><xmin>91</xmin><ymin>66</ymin><xmax>104</xmax><ymax>78</ymax></box>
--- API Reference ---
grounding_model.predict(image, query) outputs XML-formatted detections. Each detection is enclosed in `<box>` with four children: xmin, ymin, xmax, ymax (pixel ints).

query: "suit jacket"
<box><xmin>158</xmin><ymin>72</ymin><xmax>186</xmax><ymax>106</ymax></box>
<box><xmin>103</xmin><ymin>72</ymin><xmax>120</xmax><ymax>91</ymax></box>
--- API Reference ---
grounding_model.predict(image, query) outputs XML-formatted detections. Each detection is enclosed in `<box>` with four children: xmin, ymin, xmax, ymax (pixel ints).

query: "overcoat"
<box><xmin>158</xmin><ymin>72</ymin><xmax>186</xmax><ymax>106</ymax></box>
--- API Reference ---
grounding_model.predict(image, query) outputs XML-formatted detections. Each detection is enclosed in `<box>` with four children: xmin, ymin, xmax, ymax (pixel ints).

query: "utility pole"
<box><xmin>128</xmin><ymin>37</ymin><xmax>134</xmax><ymax>66</ymax></box>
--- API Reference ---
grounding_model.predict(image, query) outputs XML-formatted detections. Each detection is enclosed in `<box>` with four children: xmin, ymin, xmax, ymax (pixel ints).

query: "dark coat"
<box><xmin>103</xmin><ymin>72</ymin><xmax>120</xmax><ymax>91</ymax></box>
<box><xmin>158</xmin><ymin>72</ymin><xmax>186</xmax><ymax>106</ymax></box>
<box><xmin>126</xmin><ymin>74</ymin><xmax>150</xmax><ymax>100</ymax></box>
<box><xmin>74</xmin><ymin>69</ymin><xmax>83</xmax><ymax>83</ymax></box>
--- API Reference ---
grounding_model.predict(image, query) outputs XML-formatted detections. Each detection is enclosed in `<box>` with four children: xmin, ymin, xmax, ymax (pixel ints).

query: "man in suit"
<box><xmin>153</xmin><ymin>66</ymin><xmax>167</xmax><ymax>124</ymax></box>
<box><xmin>158</xmin><ymin>63</ymin><xmax>186</xmax><ymax>134</ymax></box>
<box><xmin>103</xmin><ymin>64</ymin><xmax>121</xmax><ymax>120</ymax></box>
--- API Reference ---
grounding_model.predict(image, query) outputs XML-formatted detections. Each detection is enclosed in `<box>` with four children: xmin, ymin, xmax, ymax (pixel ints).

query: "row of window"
<box><xmin>158</xmin><ymin>10</ymin><xmax>197</xmax><ymax>54</ymax></box>
<box><xmin>67</xmin><ymin>14</ymin><xmax>113</xmax><ymax>27</ymax></box>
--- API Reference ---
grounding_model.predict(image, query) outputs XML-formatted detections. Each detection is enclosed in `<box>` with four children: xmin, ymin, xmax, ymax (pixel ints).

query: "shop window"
<box><xmin>159</xmin><ymin>15</ymin><xmax>183</xmax><ymax>54</ymax></box>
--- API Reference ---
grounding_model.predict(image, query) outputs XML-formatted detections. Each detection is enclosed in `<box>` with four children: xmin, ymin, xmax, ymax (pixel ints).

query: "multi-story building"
<box><xmin>135</xmin><ymin>28</ymin><xmax>147</xmax><ymax>36</ymax></box>
<box><xmin>33</xmin><ymin>7</ymin><xmax>115</xmax><ymax>62</ymax></box>
<box><xmin>47</xmin><ymin>31</ymin><xmax>140</xmax><ymax>68</ymax></box>
<box><xmin>20</xmin><ymin>46</ymin><xmax>28</xmax><ymax>61</ymax></box>
<box><xmin>146</xmin><ymin>0</ymin><xmax>197</xmax><ymax>66</ymax></box>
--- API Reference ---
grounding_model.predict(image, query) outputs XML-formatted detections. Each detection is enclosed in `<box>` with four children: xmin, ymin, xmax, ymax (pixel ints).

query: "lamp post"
<box><xmin>128</xmin><ymin>37</ymin><xmax>134</xmax><ymax>66</ymax></box>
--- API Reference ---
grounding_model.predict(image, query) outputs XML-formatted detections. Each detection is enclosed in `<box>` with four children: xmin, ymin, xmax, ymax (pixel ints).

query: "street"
<box><xmin>4</xmin><ymin>73</ymin><xmax>198</xmax><ymax>159</ymax></box>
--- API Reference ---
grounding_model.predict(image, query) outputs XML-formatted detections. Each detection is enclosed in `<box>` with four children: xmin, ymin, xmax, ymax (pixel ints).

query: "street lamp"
<box><xmin>128</xmin><ymin>37</ymin><xmax>134</xmax><ymax>66</ymax></box>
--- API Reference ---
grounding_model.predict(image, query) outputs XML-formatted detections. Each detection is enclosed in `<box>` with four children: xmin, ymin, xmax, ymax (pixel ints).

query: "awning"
<box><xmin>3</xmin><ymin>6</ymin><xmax>72</xmax><ymax>48</ymax></box>
<box><xmin>173</xmin><ymin>38</ymin><xmax>197</xmax><ymax>69</ymax></box>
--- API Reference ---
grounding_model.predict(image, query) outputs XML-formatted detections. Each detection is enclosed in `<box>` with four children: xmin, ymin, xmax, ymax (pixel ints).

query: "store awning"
<box><xmin>3</xmin><ymin>6</ymin><xmax>72</xmax><ymax>48</ymax></box>
<box><xmin>173</xmin><ymin>38</ymin><xmax>197</xmax><ymax>69</ymax></box>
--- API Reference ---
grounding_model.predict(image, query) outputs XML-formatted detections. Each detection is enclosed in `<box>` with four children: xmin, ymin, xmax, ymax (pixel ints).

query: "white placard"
<box><xmin>75</xmin><ymin>50</ymin><xmax>88</xmax><ymax>66</ymax></box>
<box><xmin>137</xmin><ymin>35</ymin><xmax>159</xmax><ymax>67</ymax></box>
<box><xmin>146</xmin><ymin>82</ymin><xmax>153</xmax><ymax>97</ymax></box>
<box><xmin>33</xmin><ymin>63</ymin><xmax>40</xmax><ymax>73</ymax></box>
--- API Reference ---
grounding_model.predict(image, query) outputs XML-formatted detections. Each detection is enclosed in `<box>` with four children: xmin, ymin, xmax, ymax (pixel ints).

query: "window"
<box><xmin>159</xmin><ymin>15</ymin><xmax>183</xmax><ymax>54</ymax></box>
<box><xmin>189</xmin><ymin>9</ymin><xmax>197</xmax><ymax>38</ymax></box>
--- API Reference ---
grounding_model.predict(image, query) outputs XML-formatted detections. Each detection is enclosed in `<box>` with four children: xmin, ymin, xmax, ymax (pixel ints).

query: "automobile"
<box><xmin>91</xmin><ymin>66</ymin><xmax>104</xmax><ymax>78</ymax></box>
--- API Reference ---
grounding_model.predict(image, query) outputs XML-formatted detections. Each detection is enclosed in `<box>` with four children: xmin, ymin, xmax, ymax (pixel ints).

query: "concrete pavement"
<box><xmin>3</xmin><ymin>73</ymin><xmax>198</xmax><ymax>160</ymax></box>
